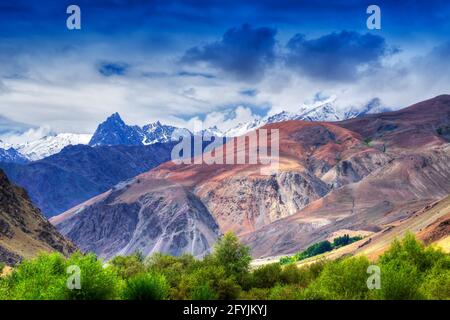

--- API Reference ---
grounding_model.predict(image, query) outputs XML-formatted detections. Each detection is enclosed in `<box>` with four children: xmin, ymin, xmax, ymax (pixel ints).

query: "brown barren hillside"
<box><xmin>146</xmin><ymin>120</ymin><xmax>387</xmax><ymax>235</ymax></box>
<box><xmin>53</xmin><ymin>95</ymin><xmax>450</xmax><ymax>259</ymax></box>
<box><xmin>0</xmin><ymin>170</ymin><xmax>76</xmax><ymax>265</ymax></box>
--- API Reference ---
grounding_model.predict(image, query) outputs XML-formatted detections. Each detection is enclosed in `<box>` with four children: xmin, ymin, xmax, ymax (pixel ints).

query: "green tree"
<box><xmin>146</xmin><ymin>253</ymin><xmax>198</xmax><ymax>294</ymax></box>
<box><xmin>190</xmin><ymin>283</ymin><xmax>219</xmax><ymax>300</ymax></box>
<box><xmin>110</xmin><ymin>252</ymin><xmax>146</xmax><ymax>279</ymax></box>
<box><xmin>420</xmin><ymin>268</ymin><xmax>450</xmax><ymax>300</ymax></box>
<box><xmin>376</xmin><ymin>234</ymin><xmax>449</xmax><ymax>300</ymax></box>
<box><xmin>64</xmin><ymin>252</ymin><xmax>121</xmax><ymax>300</ymax></box>
<box><xmin>304</xmin><ymin>256</ymin><xmax>371</xmax><ymax>300</ymax></box>
<box><xmin>0</xmin><ymin>252</ymin><xmax>121</xmax><ymax>300</ymax></box>
<box><xmin>240</xmin><ymin>287</ymin><xmax>270</xmax><ymax>300</ymax></box>
<box><xmin>280</xmin><ymin>263</ymin><xmax>310</xmax><ymax>287</ymax></box>
<box><xmin>3</xmin><ymin>252</ymin><xmax>67</xmax><ymax>300</ymax></box>
<box><xmin>212</xmin><ymin>232</ymin><xmax>251</xmax><ymax>281</ymax></box>
<box><xmin>296</xmin><ymin>241</ymin><xmax>333</xmax><ymax>260</ymax></box>
<box><xmin>180</xmin><ymin>264</ymin><xmax>241</xmax><ymax>300</ymax></box>
<box><xmin>252</xmin><ymin>263</ymin><xmax>282</xmax><ymax>288</ymax></box>
<box><xmin>269</xmin><ymin>284</ymin><xmax>303</xmax><ymax>300</ymax></box>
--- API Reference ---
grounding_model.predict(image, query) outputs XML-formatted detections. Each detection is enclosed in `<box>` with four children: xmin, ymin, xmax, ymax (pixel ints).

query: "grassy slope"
<box><xmin>252</xmin><ymin>194</ymin><xmax>450</xmax><ymax>267</ymax></box>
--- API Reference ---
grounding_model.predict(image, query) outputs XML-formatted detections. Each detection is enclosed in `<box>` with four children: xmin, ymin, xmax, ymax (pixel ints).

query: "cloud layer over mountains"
<box><xmin>0</xmin><ymin>1</ymin><xmax>450</xmax><ymax>136</ymax></box>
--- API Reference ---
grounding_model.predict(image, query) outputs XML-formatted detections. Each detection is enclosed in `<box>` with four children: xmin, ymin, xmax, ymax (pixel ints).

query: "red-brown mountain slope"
<box><xmin>53</xmin><ymin>95</ymin><xmax>450</xmax><ymax>259</ymax></box>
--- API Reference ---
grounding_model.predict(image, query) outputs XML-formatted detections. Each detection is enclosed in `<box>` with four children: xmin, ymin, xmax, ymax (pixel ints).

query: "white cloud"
<box><xmin>0</xmin><ymin>37</ymin><xmax>449</xmax><ymax>140</ymax></box>
<box><xmin>0</xmin><ymin>126</ymin><xmax>53</xmax><ymax>145</ymax></box>
<box><xmin>185</xmin><ymin>105</ymin><xmax>258</xmax><ymax>132</ymax></box>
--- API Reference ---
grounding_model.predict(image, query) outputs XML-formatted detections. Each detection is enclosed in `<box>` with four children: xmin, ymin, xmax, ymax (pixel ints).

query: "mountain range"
<box><xmin>0</xmin><ymin>142</ymin><xmax>29</xmax><ymax>165</ymax></box>
<box><xmin>0</xmin><ymin>143</ymin><xmax>175</xmax><ymax>217</ymax></box>
<box><xmin>0</xmin><ymin>96</ymin><xmax>390</xmax><ymax>162</ymax></box>
<box><xmin>222</xmin><ymin>96</ymin><xmax>389</xmax><ymax>137</ymax></box>
<box><xmin>15</xmin><ymin>133</ymin><xmax>92</xmax><ymax>161</ymax></box>
<box><xmin>88</xmin><ymin>112</ymin><xmax>179</xmax><ymax>147</ymax></box>
<box><xmin>50</xmin><ymin>95</ymin><xmax>450</xmax><ymax>260</ymax></box>
<box><xmin>87</xmin><ymin>96</ymin><xmax>390</xmax><ymax>147</ymax></box>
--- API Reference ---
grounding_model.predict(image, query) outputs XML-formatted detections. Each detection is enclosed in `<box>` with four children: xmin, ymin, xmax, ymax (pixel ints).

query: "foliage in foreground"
<box><xmin>0</xmin><ymin>233</ymin><xmax>448</xmax><ymax>300</ymax></box>
<box><xmin>0</xmin><ymin>252</ymin><xmax>120</xmax><ymax>300</ymax></box>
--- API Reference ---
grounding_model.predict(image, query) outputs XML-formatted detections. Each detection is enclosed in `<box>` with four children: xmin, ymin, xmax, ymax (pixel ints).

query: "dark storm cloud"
<box><xmin>285</xmin><ymin>31</ymin><xmax>396</xmax><ymax>81</ymax></box>
<box><xmin>181</xmin><ymin>24</ymin><xmax>277</xmax><ymax>81</ymax></box>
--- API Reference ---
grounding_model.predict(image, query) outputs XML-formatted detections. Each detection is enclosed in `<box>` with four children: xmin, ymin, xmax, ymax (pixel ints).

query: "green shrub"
<box><xmin>0</xmin><ymin>275</ymin><xmax>10</xmax><ymax>300</ymax></box>
<box><xmin>304</xmin><ymin>256</ymin><xmax>371</xmax><ymax>300</ymax></box>
<box><xmin>376</xmin><ymin>234</ymin><xmax>449</xmax><ymax>300</ymax></box>
<box><xmin>3</xmin><ymin>252</ymin><xmax>67</xmax><ymax>300</ymax></box>
<box><xmin>240</xmin><ymin>287</ymin><xmax>270</xmax><ymax>300</ymax></box>
<box><xmin>279</xmin><ymin>256</ymin><xmax>294</xmax><ymax>265</ymax></box>
<box><xmin>110</xmin><ymin>252</ymin><xmax>145</xmax><ymax>279</ymax></box>
<box><xmin>121</xmin><ymin>273</ymin><xmax>169</xmax><ymax>300</ymax></box>
<box><xmin>379</xmin><ymin>234</ymin><xmax>440</xmax><ymax>273</ymax></box>
<box><xmin>64</xmin><ymin>252</ymin><xmax>121</xmax><ymax>300</ymax></box>
<box><xmin>252</xmin><ymin>263</ymin><xmax>282</xmax><ymax>288</ymax></box>
<box><xmin>305</xmin><ymin>260</ymin><xmax>328</xmax><ymax>281</ymax></box>
<box><xmin>269</xmin><ymin>284</ymin><xmax>303</xmax><ymax>300</ymax></box>
<box><xmin>1</xmin><ymin>252</ymin><xmax>121</xmax><ymax>300</ymax></box>
<box><xmin>378</xmin><ymin>260</ymin><xmax>422</xmax><ymax>300</ymax></box>
<box><xmin>419</xmin><ymin>268</ymin><xmax>450</xmax><ymax>299</ymax></box>
<box><xmin>146</xmin><ymin>253</ymin><xmax>197</xmax><ymax>289</ymax></box>
<box><xmin>180</xmin><ymin>264</ymin><xmax>241</xmax><ymax>300</ymax></box>
<box><xmin>190</xmin><ymin>284</ymin><xmax>219</xmax><ymax>300</ymax></box>
<box><xmin>1</xmin><ymin>233</ymin><xmax>447</xmax><ymax>300</ymax></box>
<box><xmin>0</xmin><ymin>262</ymin><xmax>5</xmax><ymax>273</ymax></box>
<box><xmin>280</xmin><ymin>264</ymin><xmax>309</xmax><ymax>287</ymax></box>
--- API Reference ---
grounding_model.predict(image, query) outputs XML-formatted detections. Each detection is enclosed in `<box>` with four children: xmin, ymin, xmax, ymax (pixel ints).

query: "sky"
<box><xmin>0</xmin><ymin>0</ymin><xmax>449</xmax><ymax>141</ymax></box>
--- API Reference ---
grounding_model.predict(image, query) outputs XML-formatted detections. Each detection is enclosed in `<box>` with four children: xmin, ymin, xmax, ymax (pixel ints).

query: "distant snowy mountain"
<box><xmin>295</xmin><ymin>96</ymin><xmax>341</xmax><ymax>121</ymax></box>
<box><xmin>142</xmin><ymin>121</ymin><xmax>179</xmax><ymax>144</ymax></box>
<box><xmin>12</xmin><ymin>97</ymin><xmax>389</xmax><ymax>154</ymax></box>
<box><xmin>89</xmin><ymin>113</ymin><xmax>144</xmax><ymax>147</ymax></box>
<box><xmin>343</xmin><ymin>98</ymin><xmax>392</xmax><ymax>119</ymax></box>
<box><xmin>224</xmin><ymin>96</ymin><xmax>391</xmax><ymax>137</ymax></box>
<box><xmin>223</xmin><ymin>96</ymin><xmax>339</xmax><ymax>136</ymax></box>
<box><xmin>0</xmin><ymin>140</ymin><xmax>29</xmax><ymax>164</ymax></box>
<box><xmin>196</xmin><ymin>126</ymin><xmax>224</xmax><ymax>137</ymax></box>
<box><xmin>15</xmin><ymin>133</ymin><xmax>92</xmax><ymax>161</ymax></box>
<box><xmin>90</xmin><ymin>113</ymin><xmax>192</xmax><ymax>147</ymax></box>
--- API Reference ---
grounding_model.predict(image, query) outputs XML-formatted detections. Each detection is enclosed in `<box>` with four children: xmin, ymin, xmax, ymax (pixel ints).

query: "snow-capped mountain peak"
<box><xmin>142</xmin><ymin>121</ymin><xmax>179</xmax><ymax>145</ymax></box>
<box><xmin>223</xmin><ymin>96</ymin><xmax>390</xmax><ymax>137</ymax></box>
<box><xmin>0</xmin><ymin>96</ymin><xmax>391</xmax><ymax>162</ymax></box>
<box><xmin>0</xmin><ymin>139</ymin><xmax>12</xmax><ymax>150</ymax></box>
<box><xmin>0</xmin><ymin>139</ymin><xmax>29</xmax><ymax>164</ymax></box>
<box><xmin>89</xmin><ymin>113</ymin><xmax>144</xmax><ymax>147</ymax></box>
<box><xmin>15</xmin><ymin>133</ymin><xmax>92</xmax><ymax>161</ymax></box>
<box><xmin>196</xmin><ymin>125</ymin><xmax>224</xmax><ymax>137</ymax></box>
